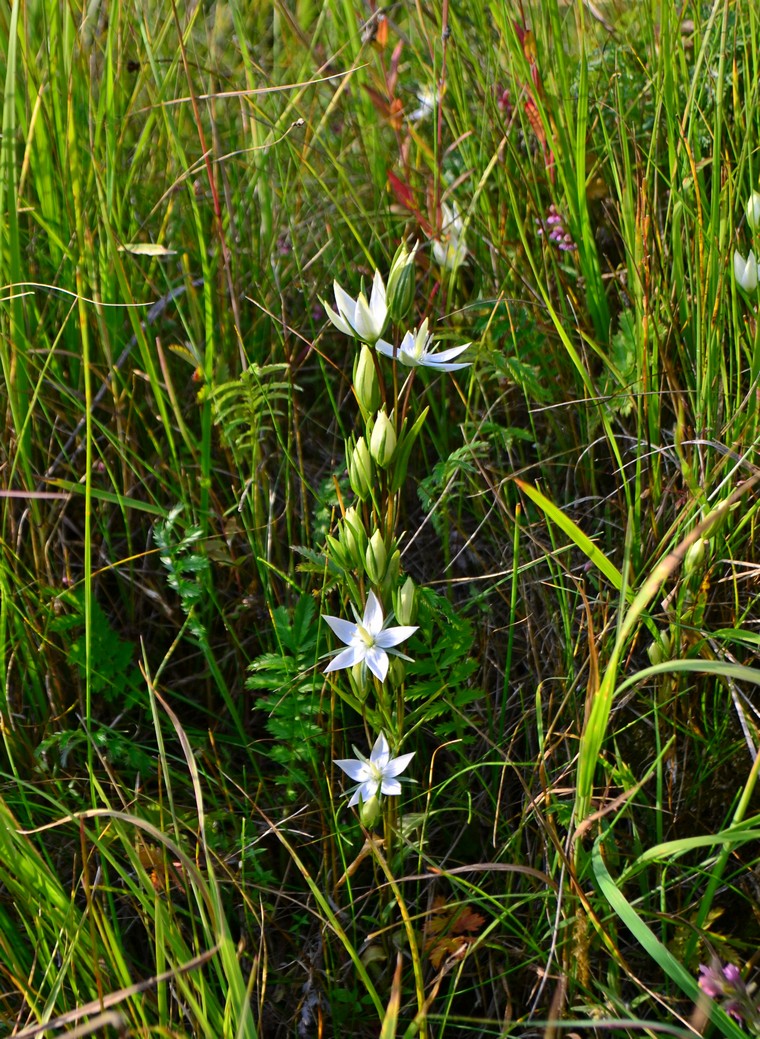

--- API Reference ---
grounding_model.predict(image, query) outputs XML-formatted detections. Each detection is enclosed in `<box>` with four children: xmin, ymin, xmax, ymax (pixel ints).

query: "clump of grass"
<box><xmin>1</xmin><ymin>0</ymin><xmax>759</xmax><ymax>1036</ymax></box>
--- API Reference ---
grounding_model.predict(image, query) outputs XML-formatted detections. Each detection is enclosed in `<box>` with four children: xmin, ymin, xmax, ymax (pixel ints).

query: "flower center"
<box><xmin>356</xmin><ymin>624</ymin><xmax>376</xmax><ymax>648</ymax></box>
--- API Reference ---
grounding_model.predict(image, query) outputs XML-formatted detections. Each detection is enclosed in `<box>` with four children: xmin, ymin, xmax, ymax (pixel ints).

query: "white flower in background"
<box><xmin>334</xmin><ymin>732</ymin><xmax>415</xmax><ymax>807</ymax></box>
<box><xmin>376</xmin><ymin>318</ymin><xmax>472</xmax><ymax>372</ymax></box>
<box><xmin>747</xmin><ymin>192</ymin><xmax>760</xmax><ymax>232</ymax></box>
<box><xmin>408</xmin><ymin>85</ymin><xmax>439</xmax><ymax>123</ymax></box>
<box><xmin>322</xmin><ymin>270</ymin><xmax>388</xmax><ymax>343</ymax></box>
<box><xmin>432</xmin><ymin>201</ymin><xmax>468</xmax><ymax>271</ymax></box>
<box><xmin>322</xmin><ymin>590</ymin><xmax>417</xmax><ymax>683</ymax></box>
<box><xmin>734</xmin><ymin>249</ymin><xmax>758</xmax><ymax>292</ymax></box>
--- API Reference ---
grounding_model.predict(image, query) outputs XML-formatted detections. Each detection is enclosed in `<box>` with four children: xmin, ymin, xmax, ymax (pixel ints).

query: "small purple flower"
<box><xmin>536</xmin><ymin>204</ymin><xmax>577</xmax><ymax>253</ymax></box>
<box><xmin>698</xmin><ymin>960</ymin><xmax>760</xmax><ymax>1026</ymax></box>
<box><xmin>698</xmin><ymin>962</ymin><xmax>726</xmax><ymax>999</ymax></box>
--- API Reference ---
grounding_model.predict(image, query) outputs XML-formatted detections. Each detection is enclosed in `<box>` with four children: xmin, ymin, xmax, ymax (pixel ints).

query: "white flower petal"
<box><xmin>322</xmin><ymin>614</ymin><xmax>359</xmax><ymax>644</ymax></box>
<box><xmin>441</xmin><ymin>202</ymin><xmax>462</xmax><ymax>236</ymax></box>
<box><xmin>323</xmin><ymin>300</ymin><xmax>354</xmax><ymax>337</ymax></box>
<box><xmin>430</xmin><ymin>342</ymin><xmax>472</xmax><ymax>363</ymax></box>
<box><xmin>375</xmin><ymin>337</ymin><xmax>396</xmax><ymax>359</ymax></box>
<box><xmin>735</xmin><ymin>249</ymin><xmax>759</xmax><ymax>292</ymax></box>
<box><xmin>380</xmin><ymin>777</ymin><xmax>402</xmax><ymax>797</ymax></box>
<box><xmin>383</xmin><ymin>751</ymin><xmax>415</xmax><ymax>777</ymax></box>
<box><xmin>333</xmin><ymin>281</ymin><xmax>357</xmax><ymax>325</ymax></box>
<box><xmin>398</xmin><ymin>350</ymin><xmax>420</xmax><ymax>368</ymax></box>
<box><xmin>325</xmin><ymin>645</ymin><xmax>365</xmax><ymax>672</ymax></box>
<box><xmin>423</xmin><ymin>357</ymin><xmax>472</xmax><ymax>372</ymax></box>
<box><xmin>362</xmin><ymin>591</ymin><xmax>385</xmax><ymax>635</ymax></box>
<box><xmin>334</xmin><ymin>758</ymin><xmax>371</xmax><ymax>781</ymax></box>
<box><xmin>370</xmin><ymin>732</ymin><xmax>391</xmax><ymax>768</ymax></box>
<box><xmin>375</xmin><ymin>625</ymin><xmax>418</xmax><ymax>650</ymax></box>
<box><xmin>369</xmin><ymin>268</ymin><xmax>386</xmax><ymax>312</ymax></box>
<box><xmin>349</xmin><ymin>778</ymin><xmax>380</xmax><ymax>807</ymax></box>
<box><xmin>365</xmin><ymin>646</ymin><xmax>389</xmax><ymax>682</ymax></box>
<box><xmin>352</xmin><ymin>293</ymin><xmax>375</xmax><ymax>341</ymax></box>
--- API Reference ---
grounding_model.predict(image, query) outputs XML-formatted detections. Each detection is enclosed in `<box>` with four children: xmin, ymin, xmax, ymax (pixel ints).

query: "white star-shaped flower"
<box><xmin>322</xmin><ymin>590</ymin><xmax>417</xmax><ymax>683</ymax></box>
<box><xmin>432</xmin><ymin>201</ymin><xmax>468</xmax><ymax>272</ymax></box>
<box><xmin>407</xmin><ymin>85</ymin><xmax>440</xmax><ymax>123</ymax></box>
<box><xmin>376</xmin><ymin>318</ymin><xmax>472</xmax><ymax>372</ymax></box>
<box><xmin>334</xmin><ymin>732</ymin><xmax>415</xmax><ymax>807</ymax></box>
<box><xmin>322</xmin><ymin>270</ymin><xmax>388</xmax><ymax>344</ymax></box>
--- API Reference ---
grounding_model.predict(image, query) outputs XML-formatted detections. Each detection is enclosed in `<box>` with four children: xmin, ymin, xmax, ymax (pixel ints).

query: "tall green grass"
<box><xmin>0</xmin><ymin>0</ymin><xmax>759</xmax><ymax>1035</ymax></box>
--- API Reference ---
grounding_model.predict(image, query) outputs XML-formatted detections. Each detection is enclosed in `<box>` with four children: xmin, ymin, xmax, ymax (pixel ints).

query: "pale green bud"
<box><xmin>369</xmin><ymin>409</ymin><xmax>397</xmax><ymax>468</ymax></box>
<box><xmin>350</xmin><ymin>661</ymin><xmax>370</xmax><ymax>699</ymax></box>
<box><xmin>386</xmin><ymin>239</ymin><xmax>418</xmax><ymax>323</ymax></box>
<box><xmin>647</xmin><ymin>631</ymin><xmax>671</xmax><ymax>666</ymax></box>
<box><xmin>381</xmin><ymin>549</ymin><xmax>401</xmax><ymax>599</ymax></box>
<box><xmin>387</xmin><ymin>656</ymin><xmax>407</xmax><ymax>687</ymax></box>
<box><xmin>341</xmin><ymin>506</ymin><xmax>367</xmax><ymax>568</ymax></box>
<box><xmin>684</xmin><ymin>537</ymin><xmax>709</xmax><ymax>577</ymax></box>
<box><xmin>393</xmin><ymin>576</ymin><xmax>417</xmax><ymax>625</ymax></box>
<box><xmin>325</xmin><ymin>533</ymin><xmax>349</xmax><ymax>569</ymax></box>
<box><xmin>354</xmin><ymin>344</ymin><xmax>381</xmax><ymax>415</ymax></box>
<box><xmin>347</xmin><ymin>436</ymin><xmax>373</xmax><ymax>500</ymax></box>
<box><xmin>747</xmin><ymin>191</ymin><xmax>760</xmax><ymax>232</ymax></box>
<box><xmin>360</xmin><ymin>793</ymin><xmax>381</xmax><ymax>828</ymax></box>
<box><xmin>365</xmin><ymin>529</ymin><xmax>388</xmax><ymax>585</ymax></box>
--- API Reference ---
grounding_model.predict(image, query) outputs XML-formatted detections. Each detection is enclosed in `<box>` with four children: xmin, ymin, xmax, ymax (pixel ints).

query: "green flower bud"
<box><xmin>350</xmin><ymin>660</ymin><xmax>370</xmax><ymax>699</ymax></box>
<box><xmin>647</xmin><ymin>630</ymin><xmax>671</xmax><ymax>666</ymax></box>
<box><xmin>393</xmin><ymin>576</ymin><xmax>417</xmax><ymax>625</ymax></box>
<box><xmin>386</xmin><ymin>239</ymin><xmax>418</xmax><ymax>323</ymax></box>
<box><xmin>354</xmin><ymin>344</ymin><xmax>381</xmax><ymax>415</ymax></box>
<box><xmin>341</xmin><ymin>506</ymin><xmax>367</xmax><ymax>569</ymax></box>
<box><xmin>381</xmin><ymin>549</ymin><xmax>401</xmax><ymax>599</ymax></box>
<box><xmin>325</xmin><ymin>533</ymin><xmax>349</xmax><ymax>569</ymax></box>
<box><xmin>347</xmin><ymin>436</ymin><xmax>373</xmax><ymax>501</ymax></box>
<box><xmin>365</xmin><ymin>529</ymin><xmax>388</xmax><ymax>585</ymax></box>
<box><xmin>360</xmin><ymin>793</ymin><xmax>381</xmax><ymax>828</ymax></box>
<box><xmin>369</xmin><ymin>409</ymin><xmax>397</xmax><ymax>468</ymax></box>
<box><xmin>747</xmin><ymin>191</ymin><xmax>760</xmax><ymax>232</ymax></box>
<box><xmin>684</xmin><ymin>537</ymin><xmax>709</xmax><ymax>577</ymax></box>
<box><xmin>387</xmin><ymin>656</ymin><xmax>407</xmax><ymax>687</ymax></box>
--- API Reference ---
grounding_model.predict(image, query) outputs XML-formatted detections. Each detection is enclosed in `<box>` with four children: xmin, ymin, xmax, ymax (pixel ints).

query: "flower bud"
<box><xmin>647</xmin><ymin>630</ymin><xmax>671</xmax><ymax>666</ymax></box>
<box><xmin>684</xmin><ymin>537</ymin><xmax>709</xmax><ymax>576</ymax></box>
<box><xmin>347</xmin><ymin>436</ymin><xmax>373</xmax><ymax>500</ymax></box>
<box><xmin>360</xmin><ymin>793</ymin><xmax>381</xmax><ymax>828</ymax></box>
<box><xmin>369</xmin><ymin>409</ymin><xmax>397</xmax><ymax>468</ymax></box>
<box><xmin>325</xmin><ymin>533</ymin><xmax>349</xmax><ymax>569</ymax></box>
<box><xmin>393</xmin><ymin>576</ymin><xmax>417</xmax><ymax>625</ymax></box>
<box><xmin>387</xmin><ymin>656</ymin><xmax>407</xmax><ymax>687</ymax></box>
<box><xmin>747</xmin><ymin>191</ymin><xmax>760</xmax><ymax>231</ymax></box>
<box><xmin>354</xmin><ymin>344</ymin><xmax>381</xmax><ymax>415</ymax></box>
<box><xmin>381</xmin><ymin>549</ymin><xmax>401</xmax><ymax>599</ymax></box>
<box><xmin>365</xmin><ymin>529</ymin><xmax>388</xmax><ymax>585</ymax></box>
<box><xmin>386</xmin><ymin>239</ymin><xmax>418</xmax><ymax>323</ymax></box>
<box><xmin>734</xmin><ymin>249</ymin><xmax>758</xmax><ymax>292</ymax></box>
<box><xmin>350</xmin><ymin>660</ymin><xmax>370</xmax><ymax>699</ymax></box>
<box><xmin>341</xmin><ymin>506</ymin><xmax>367</xmax><ymax>568</ymax></box>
